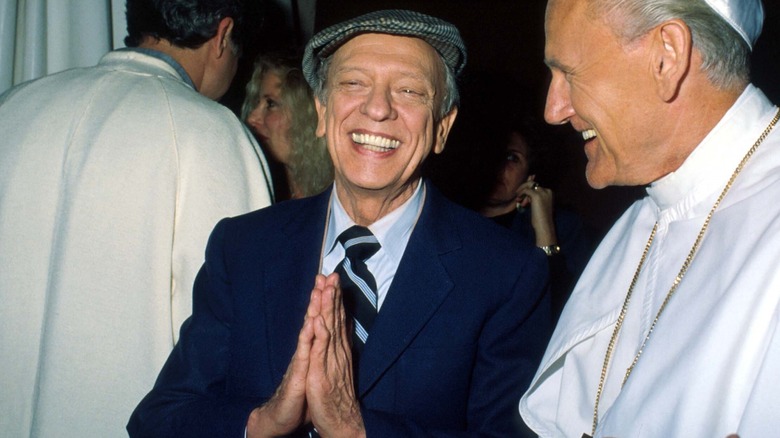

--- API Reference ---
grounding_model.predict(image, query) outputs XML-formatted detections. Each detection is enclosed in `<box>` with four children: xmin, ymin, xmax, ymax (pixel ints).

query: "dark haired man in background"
<box><xmin>0</xmin><ymin>1</ymin><xmax>271</xmax><ymax>436</ymax></box>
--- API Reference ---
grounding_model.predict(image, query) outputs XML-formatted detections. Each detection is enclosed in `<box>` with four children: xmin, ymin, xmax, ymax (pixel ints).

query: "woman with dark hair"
<box><xmin>480</xmin><ymin>116</ymin><xmax>595</xmax><ymax>318</ymax></box>
<box><xmin>242</xmin><ymin>53</ymin><xmax>333</xmax><ymax>200</ymax></box>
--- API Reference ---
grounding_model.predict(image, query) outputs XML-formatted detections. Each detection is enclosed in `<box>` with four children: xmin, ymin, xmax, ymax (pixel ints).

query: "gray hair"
<box><xmin>588</xmin><ymin>0</ymin><xmax>751</xmax><ymax>90</ymax></box>
<box><xmin>312</xmin><ymin>50</ymin><xmax>460</xmax><ymax>122</ymax></box>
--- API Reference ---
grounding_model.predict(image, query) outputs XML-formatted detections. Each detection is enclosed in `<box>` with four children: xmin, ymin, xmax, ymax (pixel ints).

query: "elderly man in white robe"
<box><xmin>0</xmin><ymin>1</ymin><xmax>272</xmax><ymax>437</ymax></box>
<box><xmin>520</xmin><ymin>0</ymin><xmax>780</xmax><ymax>437</ymax></box>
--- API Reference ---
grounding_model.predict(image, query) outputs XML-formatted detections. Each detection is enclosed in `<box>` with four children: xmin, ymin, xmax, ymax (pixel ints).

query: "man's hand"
<box><xmin>246</xmin><ymin>276</ymin><xmax>329</xmax><ymax>437</ymax></box>
<box><xmin>307</xmin><ymin>273</ymin><xmax>366</xmax><ymax>438</ymax></box>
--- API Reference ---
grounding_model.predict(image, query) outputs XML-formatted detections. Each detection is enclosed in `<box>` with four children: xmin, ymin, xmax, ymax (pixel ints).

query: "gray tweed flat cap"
<box><xmin>302</xmin><ymin>9</ymin><xmax>467</xmax><ymax>88</ymax></box>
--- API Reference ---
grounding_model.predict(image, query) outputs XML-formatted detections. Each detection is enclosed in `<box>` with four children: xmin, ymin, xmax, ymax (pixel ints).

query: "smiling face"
<box><xmin>544</xmin><ymin>0</ymin><xmax>667</xmax><ymax>188</ymax></box>
<box><xmin>315</xmin><ymin>33</ymin><xmax>457</xmax><ymax>204</ymax></box>
<box><xmin>246</xmin><ymin>71</ymin><xmax>293</xmax><ymax>164</ymax></box>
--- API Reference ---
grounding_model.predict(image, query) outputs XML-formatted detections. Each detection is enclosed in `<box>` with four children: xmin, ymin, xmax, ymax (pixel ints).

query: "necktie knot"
<box><xmin>338</xmin><ymin>225</ymin><xmax>380</xmax><ymax>262</ymax></box>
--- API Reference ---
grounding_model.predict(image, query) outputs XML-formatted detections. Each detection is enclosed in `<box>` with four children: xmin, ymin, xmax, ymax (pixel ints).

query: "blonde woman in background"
<box><xmin>242</xmin><ymin>52</ymin><xmax>333</xmax><ymax>200</ymax></box>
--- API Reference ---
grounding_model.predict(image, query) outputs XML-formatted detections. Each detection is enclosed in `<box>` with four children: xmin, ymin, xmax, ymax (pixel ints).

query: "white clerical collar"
<box><xmin>324</xmin><ymin>179</ymin><xmax>425</xmax><ymax>262</ymax></box>
<box><xmin>646</xmin><ymin>84</ymin><xmax>773</xmax><ymax>211</ymax></box>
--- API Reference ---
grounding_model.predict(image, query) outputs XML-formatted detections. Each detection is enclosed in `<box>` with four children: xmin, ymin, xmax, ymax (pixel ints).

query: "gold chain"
<box><xmin>590</xmin><ymin>108</ymin><xmax>780</xmax><ymax>437</ymax></box>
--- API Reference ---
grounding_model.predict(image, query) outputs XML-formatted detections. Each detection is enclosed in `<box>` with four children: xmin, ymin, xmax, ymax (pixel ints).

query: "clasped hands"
<box><xmin>247</xmin><ymin>273</ymin><xmax>366</xmax><ymax>438</ymax></box>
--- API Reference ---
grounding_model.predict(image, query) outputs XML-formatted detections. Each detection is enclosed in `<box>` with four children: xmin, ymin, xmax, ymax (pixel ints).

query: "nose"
<box><xmin>360</xmin><ymin>87</ymin><xmax>396</xmax><ymax>121</ymax></box>
<box><xmin>246</xmin><ymin>108</ymin><xmax>264</xmax><ymax>135</ymax></box>
<box><xmin>544</xmin><ymin>73</ymin><xmax>575</xmax><ymax>125</ymax></box>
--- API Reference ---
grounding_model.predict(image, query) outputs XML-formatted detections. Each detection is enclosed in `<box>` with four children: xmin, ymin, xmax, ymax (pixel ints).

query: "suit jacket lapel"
<box><xmin>357</xmin><ymin>183</ymin><xmax>460</xmax><ymax>396</ymax></box>
<box><xmin>264</xmin><ymin>190</ymin><xmax>331</xmax><ymax>380</ymax></box>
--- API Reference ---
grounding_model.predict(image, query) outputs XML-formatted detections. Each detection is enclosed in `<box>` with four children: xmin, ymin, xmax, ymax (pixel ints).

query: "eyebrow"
<box><xmin>543</xmin><ymin>57</ymin><xmax>569</xmax><ymax>72</ymax></box>
<box><xmin>332</xmin><ymin>65</ymin><xmax>363</xmax><ymax>75</ymax></box>
<box><xmin>334</xmin><ymin>65</ymin><xmax>432</xmax><ymax>83</ymax></box>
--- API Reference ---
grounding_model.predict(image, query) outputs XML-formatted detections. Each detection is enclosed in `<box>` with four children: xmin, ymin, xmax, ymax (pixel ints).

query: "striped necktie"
<box><xmin>334</xmin><ymin>225</ymin><xmax>381</xmax><ymax>357</ymax></box>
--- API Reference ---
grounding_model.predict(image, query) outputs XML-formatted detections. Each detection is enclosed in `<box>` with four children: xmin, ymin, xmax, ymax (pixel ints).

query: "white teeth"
<box><xmin>351</xmin><ymin>133</ymin><xmax>400</xmax><ymax>151</ymax></box>
<box><xmin>582</xmin><ymin>129</ymin><xmax>597</xmax><ymax>141</ymax></box>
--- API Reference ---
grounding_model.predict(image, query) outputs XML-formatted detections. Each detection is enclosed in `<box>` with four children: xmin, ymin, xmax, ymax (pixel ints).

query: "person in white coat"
<box><xmin>0</xmin><ymin>1</ymin><xmax>272</xmax><ymax>437</ymax></box>
<box><xmin>520</xmin><ymin>0</ymin><xmax>780</xmax><ymax>437</ymax></box>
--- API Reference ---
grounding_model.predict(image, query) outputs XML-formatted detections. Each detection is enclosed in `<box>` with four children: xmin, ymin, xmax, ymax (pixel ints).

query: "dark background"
<box><xmin>225</xmin><ymin>0</ymin><xmax>780</xmax><ymax>238</ymax></box>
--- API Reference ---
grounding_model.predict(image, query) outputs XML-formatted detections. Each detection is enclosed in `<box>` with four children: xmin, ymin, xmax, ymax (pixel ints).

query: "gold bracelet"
<box><xmin>539</xmin><ymin>244</ymin><xmax>561</xmax><ymax>256</ymax></box>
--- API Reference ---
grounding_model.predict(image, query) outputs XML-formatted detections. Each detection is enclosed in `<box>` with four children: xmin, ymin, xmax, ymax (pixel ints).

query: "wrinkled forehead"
<box><xmin>545</xmin><ymin>0</ymin><xmax>590</xmax><ymax>34</ymax></box>
<box><xmin>327</xmin><ymin>33</ymin><xmax>447</xmax><ymax>94</ymax></box>
<box><xmin>332</xmin><ymin>33</ymin><xmax>444</xmax><ymax>70</ymax></box>
<box><xmin>543</xmin><ymin>0</ymin><xmax>595</xmax><ymax>64</ymax></box>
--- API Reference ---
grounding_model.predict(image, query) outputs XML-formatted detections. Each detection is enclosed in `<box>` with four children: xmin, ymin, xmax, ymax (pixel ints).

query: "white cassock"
<box><xmin>520</xmin><ymin>85</ymin><xmax>780</xmax><ymax>438</ymax></box>
<box><xmin>0</xmin><ymin>50</ymin><xmax>272</xmax><ymax>437</ymax></box>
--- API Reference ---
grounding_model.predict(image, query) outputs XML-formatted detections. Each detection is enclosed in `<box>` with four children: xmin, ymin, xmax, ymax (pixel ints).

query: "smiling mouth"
<box><xmin>582</xmin><ymin>129</ymin><xmax>597</xmax><ymax>141</ymax></box>
<box><xmin>351</xmin><ymin>133</ymin><xmax>400</xmax><ymax>152</ymax></box>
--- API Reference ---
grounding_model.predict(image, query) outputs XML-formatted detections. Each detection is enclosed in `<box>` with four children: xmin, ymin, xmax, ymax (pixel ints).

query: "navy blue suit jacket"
<box><xmin>128</xmin><ymin>182</ymin><xmax>550</xmax><ymax>437</ymax></box>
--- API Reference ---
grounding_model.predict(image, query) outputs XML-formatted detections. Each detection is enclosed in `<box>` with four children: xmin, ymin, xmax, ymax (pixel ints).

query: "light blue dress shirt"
<box><xmin>321</xmin><ymin>179</ymin><xmax>425</xmax><ymax>310</ymax></box>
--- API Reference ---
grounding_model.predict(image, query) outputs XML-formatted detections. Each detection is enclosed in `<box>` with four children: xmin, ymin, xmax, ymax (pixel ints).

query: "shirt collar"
<box><xmin>646</xmin><ymin>84</ymin><xmax>773</xmax><ymax>211</ymax></box>
<box><xmin>324</xmin><ymin>179</ymin><xmax>425</xmax><ymax>260</ymax></box>
<box><xmin>119</xmin><ymin>47</ymin><xmax>196</xmax><ymax>89</ymax></box>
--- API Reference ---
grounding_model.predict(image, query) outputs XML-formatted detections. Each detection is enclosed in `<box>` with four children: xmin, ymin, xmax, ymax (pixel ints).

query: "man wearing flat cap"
<box><xmin>129</xmin><ymin>9</ymin><xmax>551</xmax><ymax>437</ymax></box>
<box><xmin>520</xmin><ymin>0</ymin><xmax>780</xmax><ymax>436</ymax></box>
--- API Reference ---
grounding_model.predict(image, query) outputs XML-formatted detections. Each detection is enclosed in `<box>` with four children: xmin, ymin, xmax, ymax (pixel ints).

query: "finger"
<box><xmin>299</xmin><ymin>313</ymin><xmax>315</xmax><ymax>349</ymax></box>
<box><xmin>322</xmin><ymin>285</ymin><xmax>341</xmax><ymax>351</ymax></box>
<box><xmin>517</xmin><ymin>181</ymin><xmax>539</xmax><ymax>198</ymax></box>
<box><xmin>325</xmin><ymin>271</ymin><xmax>340</xmax><ymax>288</ymax></box>
<box><xmin>311</xmin><ymin>313</ymin><xmax>330</xmax><ymax>351</ymax></box>
<box><xmin>291</xmin><ymin>317</ymin><xmax>314</xmax><ymax>377</ymax></box>
<box><xmin>319</xmin><ymin>283</ymin><xmax>336</xmax><ymax>329</ymax></box>
<box><xmin>309</xmin><ymin>311</ymin><xmax>330</xmax><ymax>377</ymax></box>
<box><xmin>310</xmin><ymin>285</ymin><xmax>337</xmax><ymax>376</ymax></box>
<box><xmin>307</xmin><ymin>287</ymin><xmax>323</xmax><ymax>319</ymax></box>
<box><xmin>332</xmin><ymin>282</ymin><xmax>349</xmax><ymax>341</ymax></box>
<box><xmin>260</xmin><ymin>317</ymin><xmax>313</xmax><ymax>432</ymax></box>
<box><xmin>320</xmin><ymin>285</ymin><xmax>351</xmax><ymax>376</ymax></box>
<box><xmin>516</xmin><ymin>191</ymin><xmax>532</xmax><ymax>208</ymax></box>
<box><xmin>285</xmin><ymin>316</ymin><xmax>315</xmax><ymax>386</ymax></box>
<box><xmin>519</xmin><ymin>180</ymin><xmax>537</xmax><ymax>190</ymax></box>
<box><xmin>314</xmin><ymin>273</ymin><xmax>327</xmax><ymax>290</ymax></box>
<box><xmin>330</xmin><ymin>284</ymin><xmax>350</xmax><ymax>355</ymax></box>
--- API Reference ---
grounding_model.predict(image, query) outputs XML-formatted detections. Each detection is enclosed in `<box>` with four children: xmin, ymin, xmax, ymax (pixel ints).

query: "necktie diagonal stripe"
<box><xmin>334</xmin><ymin>225</ymin><xmax>381</xmax><ymax>358</ymax></box>
<box><xmin>354</xmin><ymin>320</ymin><xmax>369</xmax><ymax>344</ymax></box>
<box><xmin>341</xmin><ymin>258</ymin><xmax>378</xmax><ymax>308</ymax></box>
<box><xmin>344</xmin><ymin>235</ymin><xmax>378</xmax><ymax>247</ymax></box>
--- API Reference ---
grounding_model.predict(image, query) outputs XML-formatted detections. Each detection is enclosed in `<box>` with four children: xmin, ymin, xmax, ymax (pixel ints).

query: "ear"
<box><xmin>433</xmin><ymin>106</ymin><xmax>458</xmax><ymax>154</ymax></box>
<box><xmin>314</xmin><ymin>96</ymin><xmax>327</xmax><ymax>137</ymax></box>
<box><xmin>651</xmin><ymin>19</ymin><xmax>691</xmax><ymax>102</ymax></box>
<box><xmin>213</xmin><ymin>17</ymin><xmax>235</xmax><ymax>59</ymax></box>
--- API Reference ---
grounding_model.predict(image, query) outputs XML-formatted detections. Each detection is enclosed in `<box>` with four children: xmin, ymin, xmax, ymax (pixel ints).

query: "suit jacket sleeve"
<box><xmin>127</xmin><ymin>218</ymin><xmax>266</xmax><ymax>437</ymax></box>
